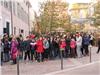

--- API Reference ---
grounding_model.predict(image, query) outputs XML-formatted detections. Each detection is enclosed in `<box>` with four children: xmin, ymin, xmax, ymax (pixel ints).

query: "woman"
<box><xmin>36</xmin><ymin>37</ymin><xmax>44</xmax><ymax>62</ymax></box>
<box><xmin>11</xmin><ymin>37</ymin><xmax>18</xmax><ymax>64</ymax></box>
<box><xmin>43</xmin><ymin>37</ymin><xmax>49</xmax><ymax>60</ymax></box>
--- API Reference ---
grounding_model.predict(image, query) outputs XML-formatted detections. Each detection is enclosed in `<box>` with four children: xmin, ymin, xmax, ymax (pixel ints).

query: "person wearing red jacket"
<box><xmin>60</xmin><ymin>38</ymin><xmax>66</xmax><ymax>58</ymax></box>
<box><xmin>36</xmin><ymin>37</ymin><xmax>44</xmax><ymax>62</ymax></box>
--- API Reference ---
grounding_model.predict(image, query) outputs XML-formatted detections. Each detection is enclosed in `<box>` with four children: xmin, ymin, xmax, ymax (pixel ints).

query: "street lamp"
<box><xmin>10</xmin><ymin>1</ymin><xmax>13</xmax><ymax>35</ymax></box>
<box><xmin>26</xmin><ymin>1</ymin><xmax>32</xmax><ymax>34</ymax></box>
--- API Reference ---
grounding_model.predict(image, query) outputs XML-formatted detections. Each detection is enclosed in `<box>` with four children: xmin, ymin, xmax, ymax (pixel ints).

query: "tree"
<box><xmin>39</xmin><ymin>0</ymin><xmax>70</xmax><ymax>33</ymax></box>
<box><xmin>94</xmin><ymin>2</ymin><xmax>100</xmax><ymax>26</ymax></box>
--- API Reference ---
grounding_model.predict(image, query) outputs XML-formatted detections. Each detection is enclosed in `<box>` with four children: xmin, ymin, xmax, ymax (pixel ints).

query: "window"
<box><xmin>0</xmin><ymin>1</ymin><xmax>4</xmax><ymax>6</ymax></box>
<box><xmin>4</xmin><ymin>1</ymin><xmax>8</xmax><ymax>8</ymax></box>
<box><xmin>17</xmin><ymin>2</ymin><xmax>19</xmax><ymax>5</ymax></box>
<box><xmin>8</xmin><ymin>1</ymin><xmax>11</xmax><ymax>10</ymax></box>
<box><xmin>21</xmin><ymin>29</ymin><xmax>24</xmax><ymax>33</ymax></box>
<box><xmin>14</xmin><ymin>27</ymin><xmax>16</xmax><ymax>35</ymax></box>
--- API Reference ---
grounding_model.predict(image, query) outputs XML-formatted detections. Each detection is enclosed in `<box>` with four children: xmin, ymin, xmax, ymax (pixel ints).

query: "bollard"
<box><xmin>17</xmin><ymin>54</ymin><xmax>20</xmax><ymax>75</ymax></box>
<box><xmin>89</xmin><ymin>45</ymin><xmax>92</xmax><ymax>63</ymax></box>
<box><xmin>60</xmin><ymin>50</ymin><xmax>63</xmax><ymax>70</ymax></box>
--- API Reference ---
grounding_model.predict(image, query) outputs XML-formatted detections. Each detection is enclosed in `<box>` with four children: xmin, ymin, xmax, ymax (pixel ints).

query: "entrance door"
<box><xmin>6</xmin><ymin>22</ymin><xmax>10</xmax><ymax>36</ymax></box>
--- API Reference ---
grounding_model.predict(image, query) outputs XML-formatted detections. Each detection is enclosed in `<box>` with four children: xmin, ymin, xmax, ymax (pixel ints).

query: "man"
<box><xmin>24</xmin><ymin>36</ymin><xmax>32</xmax><ymax>61</ymax></box>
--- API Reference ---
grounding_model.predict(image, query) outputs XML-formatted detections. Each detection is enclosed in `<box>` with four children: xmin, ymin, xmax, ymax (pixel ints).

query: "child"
<box><xmin>70</xmin><ymin>38</ymin><xmax>76</xmax><ymax>58</ymax></box>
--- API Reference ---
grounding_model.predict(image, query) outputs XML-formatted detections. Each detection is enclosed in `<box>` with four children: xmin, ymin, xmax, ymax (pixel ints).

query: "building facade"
<box><xmin>0</xmin><ymin>0</ymin><xmax>32</xmax><ymax>38</ymax></box>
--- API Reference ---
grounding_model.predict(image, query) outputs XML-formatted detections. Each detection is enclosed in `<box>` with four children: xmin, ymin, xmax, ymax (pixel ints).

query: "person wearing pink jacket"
<box><xmin>70</xmin><ymin>38</ymin><xmax>76</xmax><ymax>58</ymax></box>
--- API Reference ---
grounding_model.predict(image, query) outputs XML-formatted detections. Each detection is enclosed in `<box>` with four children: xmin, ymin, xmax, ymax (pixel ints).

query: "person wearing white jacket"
<box><xmin>76</xmin><ymin>34</ymin><xmax>82</xmax><ymax>58</ymax></box>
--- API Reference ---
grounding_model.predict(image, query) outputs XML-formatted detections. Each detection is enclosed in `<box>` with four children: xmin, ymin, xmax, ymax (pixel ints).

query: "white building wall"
<box><xmin>13</xmin><ymin>14</ymin><xmax>29</xmax><ymax>38</ymax></box>
<box><xmin>1</xmin><ymin>5</ymin><xmax>12</xmax><ymax>35</ymax></box>
<box><xmin>0</xmin><ymin>0</ymin><xmax>32</xmax><ymax>38</ymax></box>
<box><xmin>0</xmin><ymin>5</ymin><xmax>3</xmax><ymax>36</ymax></box>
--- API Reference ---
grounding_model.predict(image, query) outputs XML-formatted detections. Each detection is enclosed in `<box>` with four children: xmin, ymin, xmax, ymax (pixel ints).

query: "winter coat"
<box><xmin>30</xmin><ymin>41</ymin><xmax>37</xmax><ymax>53</ymax></box>
<box><xmin>70</xmin><ymin>39</ymin><xmax>76</xmax><ymax>49</ymax></box>
<box><xmin>83</xmin><ymin>36</ymin><xmax>90</xmax><ymax>45</ymax></box>
<box><xmin>11</xmin><ymin>40</ymin><xmax>18</xmax><ymax>59</ymax></box>
<box><xmin>60</xmin><ymin>41</ymin><xmax>66</xmax><ymax>50</ymax></box>
<box><xmin>36</xmin><ymin>40</ymin><xmax>44</xmax><ymax>53</ymax></box>
<box><xmin>49</xmin><ymin>40</ymin><xmax>55</xmax><ymax>51</ymax></box>
<box><xmin>4</xmin><ymin>40</ymin><xmax>10</xmax><ymax>53</ymax></box>
<box><xmin>19</xmin><ymin>40</ymin><xmax>25</xmax><ymax>51</ymax></box>
<box><xmin>76</xmin><ymin>36</ymin><xmax>82</xmax><ymax>46</ymax></box>
<box><xmin>25</xmin><ymin>40</ymin><xmax>32</xmax><ymax>51</ymax></box>
<box><xmin>43</xmin><ymin>40</ymin><xmax>49</xmax><ymax>49</ymax></box>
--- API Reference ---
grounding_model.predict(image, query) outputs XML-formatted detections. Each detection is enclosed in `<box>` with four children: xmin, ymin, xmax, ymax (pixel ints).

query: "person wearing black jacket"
<box><xmin>3</xmin><ymin>38</ymin><xmax>10</xmax><ymax>62</ymax></box>
<box><xmin>97</xmin><ymin>37</ymin><xmax>100</xmax><ymax>54</ymax></box>
<box><xmin>24</xmin><ymin>37</ymin><xmax>32</xmax><ymax>61</ymax></box>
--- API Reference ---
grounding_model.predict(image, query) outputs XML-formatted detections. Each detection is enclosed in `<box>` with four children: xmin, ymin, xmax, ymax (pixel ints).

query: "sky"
<box><xmin>29</xmin><ymin>0</ymin><xmax>92</xmax><ymax>15</ymax></box>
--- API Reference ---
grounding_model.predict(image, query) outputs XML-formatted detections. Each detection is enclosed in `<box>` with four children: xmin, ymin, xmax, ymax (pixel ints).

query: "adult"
<box><xmin>36</xmin><ymin>37</ymin><xmax>44</xmax><ymax>62</ymax></box>
<box><xmin>83</xmin><ymin>34</ymin><xmax>90</xmax><ymax>56</ymax></box>
<box><xmin>3</xmin><ymin>37</ymin><xmax>10</xmax><ymax>62</ymax></box>
<box><xmin>89</xmin><ymin>33</ymin><xmax>94</xmax><ymax>46</ymax></box>
<box><xmin>76</xmin><ymin>33</ymin><xmax>82</xmax><ymax>58</ymax></box>
<box><xmin>24</xmin><ymin>36</ymin><xmax>32</xmax><ymax>61</ymax></box>
<box><xmin>65</xmin><ymin>36</ymin><xmax>71</xmax><ymax>57</ymax></box>
<box><xmin>11</xmin><ymin>37</ymin><xmax>18</xmax><ymax>64</ymax></box>
<box><xmin>43</xmin><ymin>37</ymin><xmax>49</xmax><ymax>60</ymax></box>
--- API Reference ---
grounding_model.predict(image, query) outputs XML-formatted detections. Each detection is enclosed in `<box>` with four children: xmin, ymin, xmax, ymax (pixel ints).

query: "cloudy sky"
<box><xmin>29</xmin><ymin>0</ymin><xmax>91</xmax><ymax>15</ymax></box>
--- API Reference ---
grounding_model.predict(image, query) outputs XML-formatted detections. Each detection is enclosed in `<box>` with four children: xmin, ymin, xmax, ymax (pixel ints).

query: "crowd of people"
<box><xmin>0</xmin><ymin>32</ymin><xmax>100</xmax><ymax>65</ymax></box>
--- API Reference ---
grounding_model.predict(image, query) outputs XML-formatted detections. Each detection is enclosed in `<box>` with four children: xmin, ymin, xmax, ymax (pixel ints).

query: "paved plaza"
<box><xmin>1</xmin><ymin>47</ymin><xmax>100</xmax><ymax>75</ymax></box>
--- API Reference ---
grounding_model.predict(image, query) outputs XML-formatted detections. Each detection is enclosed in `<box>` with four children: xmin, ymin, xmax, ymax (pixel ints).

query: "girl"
<box><xmin>36</xmin><ymin>37</ymin><xmax>44</xmax><ymax>62</ymax></box>
<box><xmin>70</xmin><ymin>38</ymin><xmax>76</xmax><ymax>58</ymax></box>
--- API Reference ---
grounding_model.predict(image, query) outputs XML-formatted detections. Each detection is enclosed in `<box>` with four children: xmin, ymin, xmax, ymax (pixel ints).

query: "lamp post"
<box><xmin>10</xmin><ymin>1</ymin><xmax>13</xmax><ymax>35</ymax></box>
<box><xmin>26</xmin><ymin>1</ymin><xmax>32</xmax><ymax>34</ymax></box>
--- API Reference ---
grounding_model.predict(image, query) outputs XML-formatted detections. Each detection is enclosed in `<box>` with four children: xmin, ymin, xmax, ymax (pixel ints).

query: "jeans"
<box><xmin>76</xmin><ymin>45</ymin><xmax>82</xmax><ymax>58</ymax></box>
<box><xmin>4</xmin><ymin>52</ymin><xmax>10</xmax><ymax>62</ymax></box>
<box><xmin>24</xmin><ymin>50</ymin><xmax>30</xmax><ymax>61</ymax></box>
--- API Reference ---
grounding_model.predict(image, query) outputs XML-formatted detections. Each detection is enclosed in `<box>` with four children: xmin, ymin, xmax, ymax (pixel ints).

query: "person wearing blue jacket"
<box><xmin>83</xmin><ymin>34</ymin><xmax>90</xmax><ymax>56</ymax></box>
